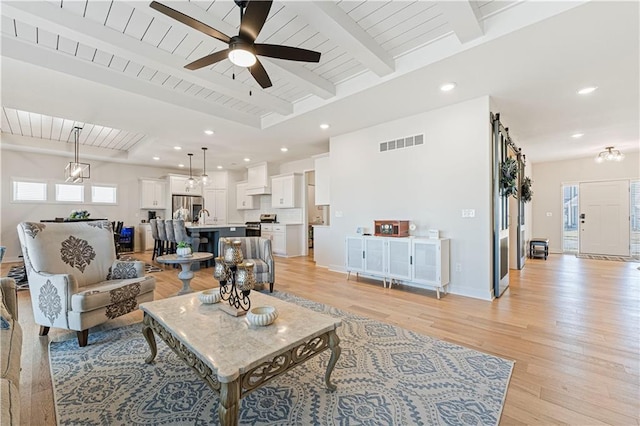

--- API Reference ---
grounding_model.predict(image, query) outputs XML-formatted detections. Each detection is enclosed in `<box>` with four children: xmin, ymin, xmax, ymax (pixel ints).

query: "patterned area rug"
<box><xmin>6</xmin><ymin>264</ymin><xmax>29</xmax><ymax>290</ymax></box>
<box><xmin>576</xmin><ymin>253</ymin><xmax>639</xmax><ymax>262</ymax></box>
<box><xmin>49</xmin><ymin>291</ymin><xmax>514</xmax><ymax>425</ymax></box>
<box><xmin>6</xmin><ymin>257</ymin><xmax>161</xmax><ymax>291</ymax></box>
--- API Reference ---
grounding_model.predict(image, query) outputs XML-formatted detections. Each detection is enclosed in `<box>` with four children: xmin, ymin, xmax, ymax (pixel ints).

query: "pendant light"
<box><xmin>186</xmin><ymin>153</ymin><xmax>199</xmax><ymax>190</ymax></box>
<box><xmin>201</xmin><ymin>147</ymin><xmax>211</xmax><ymax>187</ymax></box>
<box><xmin>64</xmin><ymin>126</ymin><xmax>90</xmax><ymax>183</ymax></box>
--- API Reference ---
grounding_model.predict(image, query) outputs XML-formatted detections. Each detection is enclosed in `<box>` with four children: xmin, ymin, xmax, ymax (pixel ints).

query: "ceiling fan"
<box><xmin>150</xmin><ymin>0</ymin><xmax>321</xmax><ymax>89</ymax></box>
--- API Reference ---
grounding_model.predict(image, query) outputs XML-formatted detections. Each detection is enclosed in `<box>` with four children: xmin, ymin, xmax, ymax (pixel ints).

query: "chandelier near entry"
<box><xmin>595</xmin><ymin>146</ymin><xmax>624</xmax><ymax>163</ymax></box>
<box><xmin>64</xmin><ymin>126</ymin><xmax>90</xmax><ymax>183</ymax></box>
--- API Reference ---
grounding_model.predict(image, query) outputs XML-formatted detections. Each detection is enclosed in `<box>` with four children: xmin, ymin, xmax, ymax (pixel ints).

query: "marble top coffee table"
<box><xmin>140</xmin><ymin>290</ymin><xmax>342</xmax><ymax>426</ymax></box>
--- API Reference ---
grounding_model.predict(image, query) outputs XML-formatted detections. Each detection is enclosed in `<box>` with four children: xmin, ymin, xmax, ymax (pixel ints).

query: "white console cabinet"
<box><xmin>345</xmin><ymin>236</ymin><xmax>450</xmax><ymax>299</ymax></box>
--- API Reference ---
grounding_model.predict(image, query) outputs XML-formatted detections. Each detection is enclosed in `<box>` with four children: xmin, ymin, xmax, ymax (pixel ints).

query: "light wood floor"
<box><xmin>4</xmin><ymin>253</ymin><xmax>639</xmax><ymax>425</ymax></box>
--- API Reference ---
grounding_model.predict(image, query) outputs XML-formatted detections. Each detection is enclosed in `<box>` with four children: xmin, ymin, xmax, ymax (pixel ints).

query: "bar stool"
<box><xmin>156</xmin><ymin>219</ymin><xmax>168</xmax><ymax>259</ymax></box>
<box><xmin>150</xmin><ymin>219</ymin><xmax>162</xmax><ymax>261</ymax></box>
<box><xmin>174</xmin><ymin>219</ymin><xmax>210</xmax><ymax>266</ymax></box>
<box><xmin>165</xmin><ymin>219</ymin><xmax>177</xmax><ymax>255</ymax></box>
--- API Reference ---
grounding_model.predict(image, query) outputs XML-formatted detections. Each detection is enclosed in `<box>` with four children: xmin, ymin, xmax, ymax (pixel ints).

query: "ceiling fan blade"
<box><xmin>150</xmin><ymin>1</ymin><xmax>231</xmax><ymax>44</ymax></box>
<box><xmin>249</xmin><ymin>59</ymin><xmax>272</xmax><ymax>89</ymax></box>
<box><xmin>239</xmin><ymin>0</ymin><xmax>273</xmax><ymax>43</ymax></box>
<box><xmin>254</xmin><ymin>44</ymin><xmax>321</xmax><ymax>63</ymax></box>
<box><xmin>184</xmin><ymin>49</ymin><xmax>229</xmax><ymax>70</ymax></box>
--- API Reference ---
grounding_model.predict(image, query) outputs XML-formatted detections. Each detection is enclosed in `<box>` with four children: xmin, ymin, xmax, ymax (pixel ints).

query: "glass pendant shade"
<box><xmin>64</xmin><ymin>127</ymin><xmax>90</xmax><ymax>183</ymax></box>
<box><xmin>201</xmin><ymin>147</ymin><xmax>211</xmax><ymax>187</ymax></box>
<box><xmin>186</xmin><ymin>153</ymin><xmax>199</xmax><ymax>190</ymax></box>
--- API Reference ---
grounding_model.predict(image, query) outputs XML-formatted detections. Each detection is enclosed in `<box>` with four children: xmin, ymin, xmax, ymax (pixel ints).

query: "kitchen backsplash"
<box><xmin>244</xmin><ymin>195</ymin><xmax>303</xmax><ymax>223</ymax></box>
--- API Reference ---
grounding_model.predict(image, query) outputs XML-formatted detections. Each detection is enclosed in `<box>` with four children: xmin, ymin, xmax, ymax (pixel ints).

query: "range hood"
<box><xmin>245</xmin><ymin>161</ymin><xmax>273</xmax><ymax>195</ymax></box>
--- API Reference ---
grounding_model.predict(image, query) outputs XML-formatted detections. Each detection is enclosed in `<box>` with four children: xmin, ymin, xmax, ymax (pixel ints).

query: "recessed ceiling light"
<box><xmin>204</xmin><ymin>130</ymin><xmax>214</xmax><ymax>135</ymax></box>
<box><xmin>440</xmin><ymin>82</ymin><xmax>457</xmax><ymax>92</ymax></box>
<box><xmin>244</xmin><ymin>158</ymin><xmax>251</xmax><ymax>162</ymax></box>
<box><xmin>152</xmin><ymin>156</ymin><xmax>160</xmax><ymax>160</ymax></box>
<box><xmin>217</xmin><ymin>165</ymin><xmax>223</xmax><ymax>169</ymax></box>
<box><xmin>320</xmin><ymin>123</ymin><xmax>330</xmax><ymax>130</ymax></box>
<box><xmin>577</xmin><ymin>86</ymin><xmax>598</xmax><ymax>95</ymax></box>
<box><xmin>281</xmin><ymin>147</ymin><xmax>288</xmax><ymax>152</ymax></box>
<box><xmin>571</xmin><ymin>133</ymin><xmax>584</xmax><ymax>139</ymax></box>
<box><xmin>174</xmin><ymin>146</ymin><xmax>182</xmax><ymax>150</ymax></box>
<box><xmin>178</xmin><ymin>164</ymin><xmax>185</xmax><ymax>168</ymax></box>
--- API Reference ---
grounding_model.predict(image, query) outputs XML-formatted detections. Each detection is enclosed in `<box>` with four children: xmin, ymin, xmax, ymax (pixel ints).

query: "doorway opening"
<box><xmin>562</xmin><ymin>184</ymin><xmax>579</xmax><ymax>253</ymax></box>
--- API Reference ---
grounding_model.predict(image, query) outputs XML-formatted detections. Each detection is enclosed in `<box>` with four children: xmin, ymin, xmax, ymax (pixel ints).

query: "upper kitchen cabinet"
<box><xmin>236</xmin><ymin>181</ymin><xmax>255</xmax><ymax>210</ymax></box>
<box><xmin>271</xmin><ymin>173</ymin><xmax>302</xmax><ymax>209</ymax></box>
<box><xmin>169</xmin><ymin>174</ymin><xmax>202</xmax><ymax>196</ymax></box>
<box><xmin>209</xmin><ymin>171</ymin><xmax>228</xmax><ymax>190</ymax></box>
<box><xmin>139</xmin><ymin>178</ymin><xmax>166</xmax><ymax>209</ymax></box>
<box><xmin>314</xmin><ymin>154</ymin><xmax>330</xmax><ymax>205</ymax></box>
<box><xmin>246</xmin><ymin>162</ymin><xmax>274</xmax><ymax>195</ymax></box>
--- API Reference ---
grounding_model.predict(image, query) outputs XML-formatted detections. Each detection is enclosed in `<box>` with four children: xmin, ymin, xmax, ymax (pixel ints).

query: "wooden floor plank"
<box><xmin>2</xmin><ymin>252</ymin><xmax>639</xmax><ymax>425</ymax></box>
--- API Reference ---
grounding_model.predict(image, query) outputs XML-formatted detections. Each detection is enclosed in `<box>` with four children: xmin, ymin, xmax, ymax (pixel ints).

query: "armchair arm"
<box><xmin>110</xmin><ymin>260</ymin><xmax>145</xmax><ymax>279</ymax></box>
<box><xmin>27</xmin><ymin>271</ymin><xmax>74</xmax><ymax>329</ymax></box>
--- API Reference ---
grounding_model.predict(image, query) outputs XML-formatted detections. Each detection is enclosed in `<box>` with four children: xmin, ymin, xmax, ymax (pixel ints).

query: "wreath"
<box><xmin>499</xmin><ymin>157</ymin><xmax>518</xmax><ymax>197</ymax></box>
<box><xmin>521</xmin><ymin>176</ymin><xmax>533</xmax><ymax>203</ymax></box>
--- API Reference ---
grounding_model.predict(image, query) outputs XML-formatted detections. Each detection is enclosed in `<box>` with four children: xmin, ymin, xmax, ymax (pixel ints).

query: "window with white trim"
<box><xmin>91</xmin><ymin>185</ymin><xmax>117</xmax><ymax>204</ymax></box>
<box><xmin>13</xmin><ymin>180</ymin><xmax>47</xmax><ymax>201</ymax></box>
<box><xmin>55</xmin><ymin>183</ymin><xmax>84</xmax><ymax>203</ymax></box>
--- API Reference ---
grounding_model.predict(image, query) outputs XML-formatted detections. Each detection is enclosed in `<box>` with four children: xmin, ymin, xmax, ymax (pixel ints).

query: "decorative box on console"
<box><xmin>374</xmin><ymin>220</ymin><xmax>409</xmax><ymax>237</ymax></box>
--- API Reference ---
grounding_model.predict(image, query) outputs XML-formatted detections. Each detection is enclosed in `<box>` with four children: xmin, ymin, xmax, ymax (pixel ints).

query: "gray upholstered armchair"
<box><xmin>16</xmin><ymin>221</ymin><xmax>156</xmax><ymax>346</ymax></box>
<box><xmin>218</xmin><ymin>237</ymin><xmax>275</xmax><ymax>292</ymax></box>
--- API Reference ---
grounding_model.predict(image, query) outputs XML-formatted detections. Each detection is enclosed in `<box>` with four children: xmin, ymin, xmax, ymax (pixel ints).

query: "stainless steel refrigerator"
<box><xmin>172</xmin><ymin>195</ymin><xmax>203</xmax><ymax>222</ymax></box>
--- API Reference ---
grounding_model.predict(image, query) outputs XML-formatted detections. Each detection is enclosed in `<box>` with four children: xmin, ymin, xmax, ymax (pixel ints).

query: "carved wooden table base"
<box><xmin>142</xmin><ymin>313</ymin><xmax>341</xmax><ymax>426</ymax></box>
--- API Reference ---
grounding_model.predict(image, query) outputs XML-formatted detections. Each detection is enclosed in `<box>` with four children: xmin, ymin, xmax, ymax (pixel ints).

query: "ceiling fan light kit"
<box><xmin>150</xmin><ymin>0</ymin><xmax>321</xmax><ymax>89</ymax></box>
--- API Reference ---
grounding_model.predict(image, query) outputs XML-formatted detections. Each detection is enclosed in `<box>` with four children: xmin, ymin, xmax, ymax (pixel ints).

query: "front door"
<box><xmin>579</xmin><ymin>180</ymin><xmax>630</xmax><ymax>256</ymax></box>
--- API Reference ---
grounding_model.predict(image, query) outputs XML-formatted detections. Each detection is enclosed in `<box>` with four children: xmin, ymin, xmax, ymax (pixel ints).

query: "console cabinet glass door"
<box><xmin>412</xmin><ymin>240</ymin><xmax>440</xmax><ymax>284</ymax></box>
<box><xmin>345</xmin><ymin>236</ymin><xmax>364</xmax><ymax>272</ymax></box>
<box><xmin>387</xmin><ymin>238</ymin><xmax>412</xmax><ymax>280</ymax></box>
<box><xmin>364</xmin><ymin>237</ymin><xmax>386</xmax><ymax>276</ymax></box>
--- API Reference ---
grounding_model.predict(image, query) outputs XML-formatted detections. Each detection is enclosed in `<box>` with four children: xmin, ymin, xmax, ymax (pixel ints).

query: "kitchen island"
<box><xmin>186</xmin><ymin>224</ymin><xmax>246</xmax><ymax>266</ymax></box>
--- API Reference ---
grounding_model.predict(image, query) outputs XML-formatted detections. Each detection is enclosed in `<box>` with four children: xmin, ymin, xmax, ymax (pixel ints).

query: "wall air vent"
<box><xmin>379</xmin><ymin>134</ymin><xmax>425</xmax><ymax>153</ymax></box>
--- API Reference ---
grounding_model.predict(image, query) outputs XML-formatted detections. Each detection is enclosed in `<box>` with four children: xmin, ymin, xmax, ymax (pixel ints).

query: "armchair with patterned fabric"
<box><xmin>16</xmin><ymin>221</ymin><xmax>156</xmax><ymax>347</ymax></box>
<box><xmin>218</xmin><ymin>237</ymin><xmax>275</xmax><ymax>292</ymax></box>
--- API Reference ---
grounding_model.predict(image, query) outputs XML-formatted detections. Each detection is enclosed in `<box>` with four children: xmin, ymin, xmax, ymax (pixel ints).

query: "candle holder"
<box><xmin>217</xmin><ymin>240</ymin><xmax>255</xmax><ymax>316</ymax></box>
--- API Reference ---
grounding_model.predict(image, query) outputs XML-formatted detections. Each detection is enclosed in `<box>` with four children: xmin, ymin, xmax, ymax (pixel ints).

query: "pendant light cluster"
<box><xmin>184</xmin><ymin>148</ymin><xmax>214</xmax><ymax>191</ymax></box>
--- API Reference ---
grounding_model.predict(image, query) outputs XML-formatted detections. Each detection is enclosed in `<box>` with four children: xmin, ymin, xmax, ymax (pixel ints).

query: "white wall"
<box><xmin>1</xmin><ymin>149</ymin><xmax>177</xmax><ymax>261</ymax></box>
<box><xmin>324</xmin><ymin>96</ymin><xmax>494</xmax><ymax>300</ymax></box>
<box><xmin>531</xmin><ymin>152</ymin><xmax>640</xmax><ymax>253</ymax></box>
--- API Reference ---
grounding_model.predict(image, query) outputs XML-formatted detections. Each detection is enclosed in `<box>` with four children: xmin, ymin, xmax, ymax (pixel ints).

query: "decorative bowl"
<box><xmin>198</xmin><ymin>289</ymin><xmax>221</xmax><ymax>304</ymax></box>
<box><xmin>246</xmin><ymin>306</ymin><xmax>278</xmax><ymax>326</ymax></box>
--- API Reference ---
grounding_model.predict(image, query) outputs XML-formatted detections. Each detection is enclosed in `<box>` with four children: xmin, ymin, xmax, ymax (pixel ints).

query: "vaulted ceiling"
<box><xmin>1</xmin><ymin>1</ymin><xmax>638</xmax><ymax>170</ymax></box>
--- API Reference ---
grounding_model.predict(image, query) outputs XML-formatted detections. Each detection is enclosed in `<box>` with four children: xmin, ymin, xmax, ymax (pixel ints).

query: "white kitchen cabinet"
<box><xmin>262</xmin><ymin>224</ymin><xmax>302</xmax><ymax>257</ymax></box>
<box><xmin>203</xmin><ymin>189</ymin><xmax>227</xmax><ymax>224</ymax></box>
<box><xmin>345</xmin><ymin>236</ymin><xmax>450</xmax><ymax>299</ymax></box>
<box><xmin>209</xmin><ymin>171</ymin><xmax>228</xmax><ymax>190</ymax></box>
<box><xmin>236</xmin><ymin>181</ymin><xmax>254</xmax><ymax>210</ymax></box>
<box><xmin>138</xmin><ymin>223</ymin><xmax>154</xmax><ymax>251</ymax></box>
<box><xmin>169</xmin><ymin>174</ymin><xmax>202</xmax><ymax>196</ymax></box>
<box><xmin>314</xmin><ymin>154</ymin><xmax>330</xmax><ymax>205</ymax></box>
<box><xmin>140</xmin><ymin>178</ymin><xmax>166</xmax><ymax>209</ymax></box>
<box><xmin>270</xmin><ymin>173</ymin><xmax>302</xmax><ymax>208</ymax></box>
<box><xmin>246</xmin><ymin>162</ymin><xmax>273</xmax><ymax>195</ymax></box>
